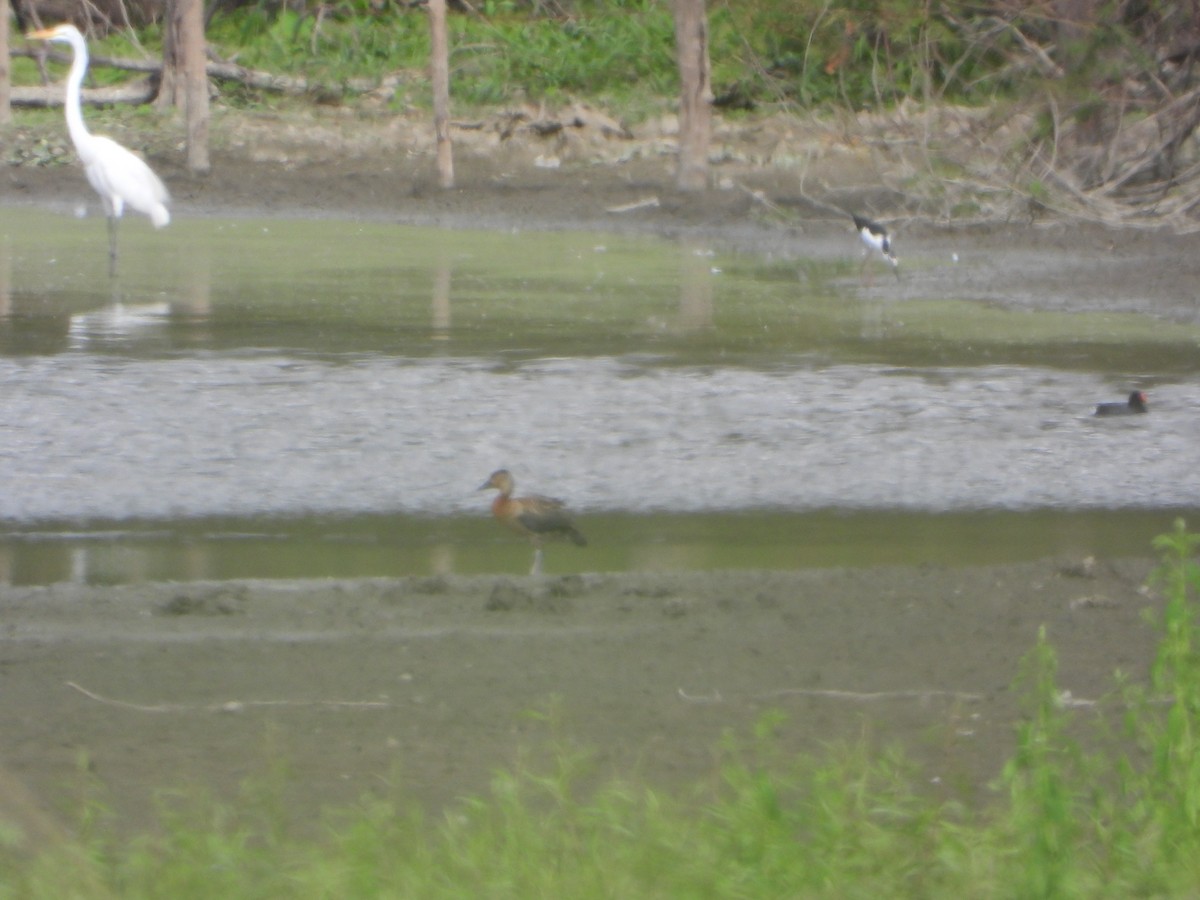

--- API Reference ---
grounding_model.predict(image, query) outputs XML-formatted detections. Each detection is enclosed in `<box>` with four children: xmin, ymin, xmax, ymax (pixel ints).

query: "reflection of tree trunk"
<box><xmin>179</xmin><ymin>0</ymin><xmax>210</xmax><ymax>173</ymax></box>
<box><xmin>673</xmin><ymin>0</ymin><xmax>711</xmax><ymax>192</ymax></box>
<box><xmin>431</xmin><ymin>258</ymin><xmax>451</xmax><ymax>337</ymax></box>
<box><xmin>177</xmin><ymin>243</ymin><xmax>212</xmax><ymax>320</ymax></box>
<box><xmin>0</xmin><ymin>0</ymin><xmax>11</xmax><ymax>125</ymax></box>
<box><xmin>429</xmin><ymin>0</ymin><xmax>454</xmax><ymax>189</ymax></box>
<box><xmin>0</xmin><ymin>235</ymin><xmax>10</xmax><ymax>319</ymax></box>
<box><xmin>677</xmin><ymin>240</ymin><xmax>713</xmax><ymax>330</ymax></box>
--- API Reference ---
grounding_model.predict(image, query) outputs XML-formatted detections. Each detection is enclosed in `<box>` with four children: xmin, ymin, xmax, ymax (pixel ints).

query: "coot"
<box><xmin>1095</xmin><ymin>390</ymin><xmax>1148</xmax><ymax>416</ymax></box>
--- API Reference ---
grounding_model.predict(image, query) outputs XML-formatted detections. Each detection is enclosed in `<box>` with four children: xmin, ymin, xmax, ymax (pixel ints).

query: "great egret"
<box><xmin>27</xmin><ymin>23</ymin><xmax>170</xmax><ymax>273</ymax></box>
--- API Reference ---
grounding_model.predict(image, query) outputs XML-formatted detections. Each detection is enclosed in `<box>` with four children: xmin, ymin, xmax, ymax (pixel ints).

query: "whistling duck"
<box><xmin>1095</xmin><ymin>390</ymin><xmax>1148</xmax><ymax>416</ymax></box>
<box><xmin>479</xmin><ymin>469</ymin><xmax>587</xmax><ymax>575</ymax></box>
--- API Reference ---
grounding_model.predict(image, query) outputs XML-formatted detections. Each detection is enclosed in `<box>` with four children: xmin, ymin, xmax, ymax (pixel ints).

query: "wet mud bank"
<box><xmin>0</xmin><ymin>559</ymin><xmax>1162</xmax><ymax>836</ymax></box>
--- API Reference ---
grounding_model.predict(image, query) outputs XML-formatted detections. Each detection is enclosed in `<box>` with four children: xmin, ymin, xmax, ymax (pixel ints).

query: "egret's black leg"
<box><xmin>107</xmin><ymin>215</ymin><xmax>119</xmax><ymax>277</ymax></box>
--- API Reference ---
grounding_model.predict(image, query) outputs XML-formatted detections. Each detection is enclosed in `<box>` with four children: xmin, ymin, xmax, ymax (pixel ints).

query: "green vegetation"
<box><xmin>13</xmin><ymin>0</ymin><xmax>1193</xmax><ymax>116</ymax></box>
<box><xmin>14</xmin><ymin>0</ymin><xmax>1198</xmax><ymax>225</ymax></box>
<box><xmin>2</xmin><ymin>521</ymin><xmax>1199</xmax><ymax>896</ymax></box>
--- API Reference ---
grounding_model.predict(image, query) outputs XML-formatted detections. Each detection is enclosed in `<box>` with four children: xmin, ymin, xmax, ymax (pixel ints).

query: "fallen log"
<box><xmin>10</xmin><ymin>45</ymin><xmax>391</xmax><ymax>105</ymax></box>
<box><xmin>10</xmin><ymin>78</ymin><xmax>158</xmax><ymax>107</ymax></box>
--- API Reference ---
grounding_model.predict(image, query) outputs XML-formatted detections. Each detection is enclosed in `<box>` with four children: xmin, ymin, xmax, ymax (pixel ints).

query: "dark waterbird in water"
<box><xmin>479</xmin><ymin>469</ymin><xmax>587</xmax><ymax>575</ymax></box>
<box><xmin>1095</xmin><ymin>390</ymin><xmax>1148</xmax><ymax>416</ymax></box>
<box><xmin>852</xmin><ymin>214</ymin><xmax>900</xmax><ymax>282</ymax></box>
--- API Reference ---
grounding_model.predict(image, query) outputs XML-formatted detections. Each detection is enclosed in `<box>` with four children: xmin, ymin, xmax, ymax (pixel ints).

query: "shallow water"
<box><xmin>1</xmin><ymin>208</ymin><xmax>1197</xmax><ymax>582</ymax></box>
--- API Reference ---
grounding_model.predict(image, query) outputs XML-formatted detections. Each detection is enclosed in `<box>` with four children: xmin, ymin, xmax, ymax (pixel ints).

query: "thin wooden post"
<box><xmin>0</xmin><ymin>0</ymin><xmax>11</xmax><ymax>125</ymax></box>
<box><xmin>157</xmin><ymin>0</ymin><xmax>180</xmax><ymax>110</ymax></box>
<box><xmin>178</xmin><ymin>0</ymin><xmax>210</xmax><ymax>172</ymax></box>
<box><xmin>429</xmin><ymin>0</ymin><xmax>454</xmax><ymax>188</ymax></box>
<box><xmin>673</xmin><ymin>0</ymin><xmax>711</xmax><ymax>192</ymax></box>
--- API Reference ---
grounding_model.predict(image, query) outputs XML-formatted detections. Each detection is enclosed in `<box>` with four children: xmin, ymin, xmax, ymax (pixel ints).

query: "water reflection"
<box><xmin>0</xmin><ymin>208</ymin><xmax>1197</xmax><ymax>584</ymax></box>
<box><xmin>431</xmin><ymin>254</ymin><xmax>451</xmax><ymax>339</ymax></box>
<box><xmin>0</xmin><ymin>235</ymin><xmax>10</xmax><ymax>320</ymax></box>
<box><xmin>68</xmin><ymin>301</ymin><xmax>171</xmax><ymax>348</ymax></box>
<box><xmin>677</xmin><ymin>240</ymin><xmax>714</xmax><ymax>331</ymax></box>
<box><xmin>0</xmin><ymin>508</ymin><xmax>1187</xmax><ymax>586</ymax></box>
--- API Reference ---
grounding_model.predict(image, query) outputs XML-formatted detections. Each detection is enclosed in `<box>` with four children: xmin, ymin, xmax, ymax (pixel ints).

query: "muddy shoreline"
<box><xmin>9</xmin><ymin>109</ymin><xmax>1200</xmax><ymax>322</ymax></box>
<box><xmin>0</xmin><ymin>560</ymin><xmax>1163</xmax><ymax>838</ymax></box>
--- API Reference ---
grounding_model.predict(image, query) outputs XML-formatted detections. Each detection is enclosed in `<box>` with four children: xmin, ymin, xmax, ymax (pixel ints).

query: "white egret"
<box><xmin>27</xmin><ymin>23</ymin><xmax>170</xmax><ymax>273</ymax></box>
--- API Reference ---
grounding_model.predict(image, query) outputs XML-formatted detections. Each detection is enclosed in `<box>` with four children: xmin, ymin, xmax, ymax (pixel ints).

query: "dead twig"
<box><xmin>677</xmin><ymin>685</ymin><xmax>984</xmax><ymax>704</ymax></box>
<box><xmin>606</xmin><ymin>197</ymin><xmax>660</xmax><ymax>214</ymax></box>
<box><xmin>66</xmin><ymin>681</ymin><xmax>390</xmax><ymax>713</ymax></box>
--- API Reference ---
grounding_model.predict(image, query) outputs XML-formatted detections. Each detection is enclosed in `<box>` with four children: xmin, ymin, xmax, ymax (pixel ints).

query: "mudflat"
<box><xmin>0</xmin><ymin>559</ymin><xmax>1162</xmax><ymax>836</ymax></box>
<box><xmin>0</xmin><ymin>106</ymin><xmax>1187</xmax><ymax>839</ymax></box>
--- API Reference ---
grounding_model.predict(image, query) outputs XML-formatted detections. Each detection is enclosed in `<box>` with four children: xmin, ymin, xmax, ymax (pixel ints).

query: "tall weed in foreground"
<box><xmin>1107</xmin><ymin>519</ymin><xmax>1200</xmax><ymax>891</ymax></box>
<box><xmin>2</xmin><ymin>523</ymin><xmax>1200</xmax><ymax>897</ymax></box>
<box><xmin>1148</xmin><ymin>521</ymin><xmax>1200</xmax><ymax>828</ymax></box>
<box><xmin>999</xmin><ymin>626</ymin><xmax>1083</xmax><ymax>898</ymax></box>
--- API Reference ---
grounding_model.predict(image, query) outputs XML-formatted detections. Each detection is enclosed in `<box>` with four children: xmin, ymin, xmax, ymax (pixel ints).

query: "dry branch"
<box><xmin>1020</xmin><ymin>83</ymin><xmax>1200</xmax><ymax>233</ymax></box>
<box><xmin>677</xmin><ymin>686</ymin><xmax>986</xmax><ymax>704</ymax></box>
<box><xmin>9</xmin><ymin>45</ymin><xmax>393</xmax><ymax>107</ymax></box>
<box><xmin>10</xmin><ymin>78</ymin><xmax>158</xmax><ymax>106</ymax></box>
<box><xmin>67</xmin><ymin>681</ymin><xmax>391</xmax><ymax>713</ymax></box>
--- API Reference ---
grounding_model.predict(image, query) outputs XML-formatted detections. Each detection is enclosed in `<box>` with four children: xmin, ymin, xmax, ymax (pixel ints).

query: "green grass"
<box><xmin>10</xmin><ymin>0</ymin><xmax>1138</xmax><ymax>117</ymax></box>
<box><xmin>2</xmin><ymin>521</ymin><xmax>1200</xmax><ymax>896</ymax></box>
<box><xmin>10</xmin><ymin>0</ymin><xmax>1186</xmax><ymax>142</ymax></box>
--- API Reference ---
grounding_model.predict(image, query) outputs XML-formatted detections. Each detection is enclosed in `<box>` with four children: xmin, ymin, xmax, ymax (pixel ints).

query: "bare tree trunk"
<box><xmin>157</xmin><ymin>0</ymin><xmax>181</xmax><ymax>110</ymax></box>
<box><xmin>673</xmin><ymin>0</ymin><xmax>711</xmax><ymax>192</ymax></box>
<box><xmin>429</xmin><ymin>0</ymin><xmax>454</xmax><ymax>188</ymax></box>
<box><xmin>178</xmin><ymin>0</ymin><xmax>209</xmax><ymax>172</ymax></box>
<box><xmin>0</xmin><ymin>0</ymin><xmax>11</xmax><ymax>125</ymax></box>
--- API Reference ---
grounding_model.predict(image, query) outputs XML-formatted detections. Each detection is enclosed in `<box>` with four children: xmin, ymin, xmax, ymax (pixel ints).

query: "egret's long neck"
<box><xmin>62</xmin><ymin>33</ymin><xmax>93</xmax><ymax>153</ymax></box>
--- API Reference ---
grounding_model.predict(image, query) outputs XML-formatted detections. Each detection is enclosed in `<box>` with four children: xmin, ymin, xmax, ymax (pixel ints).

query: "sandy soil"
<box><xmin>0</xmin><ymin>107</ymin><xmax>1186</xmax><ymax>842</ymax></box>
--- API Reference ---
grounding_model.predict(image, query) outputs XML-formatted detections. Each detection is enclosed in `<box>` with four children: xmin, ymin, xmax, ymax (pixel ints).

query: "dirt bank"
<box><xmin>0</xmin><ymin>559</ymin><xmax>1162</xmax><ymax>839</ymax></box>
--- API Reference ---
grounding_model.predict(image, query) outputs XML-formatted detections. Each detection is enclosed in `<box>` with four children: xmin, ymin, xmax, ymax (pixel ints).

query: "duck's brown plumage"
<box><xmin>479</xmin><ymin>469</ymin><xmax>587</xmax><ymax>547</ymax></box>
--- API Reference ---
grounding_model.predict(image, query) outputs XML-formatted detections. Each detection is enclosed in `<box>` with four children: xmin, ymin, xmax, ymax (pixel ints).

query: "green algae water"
<box><xmin>1</xmin><ymin>208</ymin><xmax>1196</xmax><ymax>583</ymax></box>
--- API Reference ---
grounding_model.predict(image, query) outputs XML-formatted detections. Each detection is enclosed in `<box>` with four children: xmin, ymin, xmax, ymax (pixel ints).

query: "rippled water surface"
<box><xmin>1</xmin><ymin>208</ymin><xmax>1196</xmax><ymax>583</ymax></box>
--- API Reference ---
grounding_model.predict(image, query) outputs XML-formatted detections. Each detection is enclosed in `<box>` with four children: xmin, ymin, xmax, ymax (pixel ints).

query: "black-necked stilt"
<box><xmin>1095</xmin><ymin>390</ymin><xmax>1148</xmax><ymax>416</ymax></box>
<box><xmin>852</xmin><ymin>214</ymin><xmax>900</xmax><ymax>281</ymax></box>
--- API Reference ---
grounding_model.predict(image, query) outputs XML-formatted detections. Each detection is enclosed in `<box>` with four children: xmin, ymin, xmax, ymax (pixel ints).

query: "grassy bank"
<box><xmin>12</xmin><ymin>1</ymin><xmax>1200</xmax><ymax>229</ymax></box>
<box><xmin>9</xmin><ymin>0</ymin><xmax>1164</xmax><ymax>114</ymax></box>
<box><xmin>1</xmin><ymin>521</ymin><xmax>1198</xmax><ymax>897</ymax></box>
